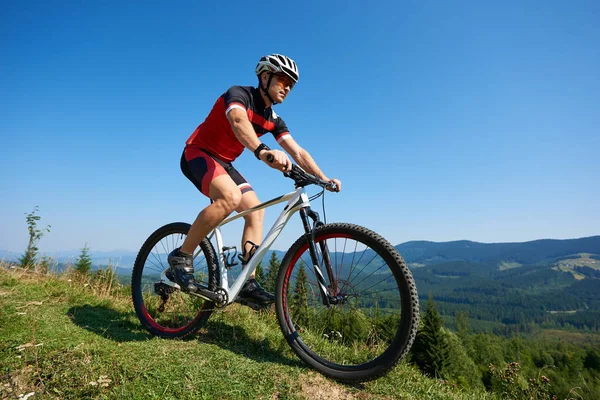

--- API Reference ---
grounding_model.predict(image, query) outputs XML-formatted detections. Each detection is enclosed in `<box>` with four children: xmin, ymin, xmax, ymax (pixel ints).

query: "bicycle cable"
<box><xmin>309</xmin><ymin>188</ymin><xmax>327</xmax><ymax>224</ymax></box>
<box><xmin>322</xmin><ymin>188</ymin><xmax>327</xmax><ymax>224</ymax></box>
<box><xmin>308</xmin><ymin>190</ymin><xmax>322</xmax><ymax>202</ymax></box>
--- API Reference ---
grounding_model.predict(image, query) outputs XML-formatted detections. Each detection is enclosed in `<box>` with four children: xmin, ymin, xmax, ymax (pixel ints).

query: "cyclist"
<box><xmin>168</xmin><ymin>54</ymin><xmax>342</xmax><ymax>308</ymax></box>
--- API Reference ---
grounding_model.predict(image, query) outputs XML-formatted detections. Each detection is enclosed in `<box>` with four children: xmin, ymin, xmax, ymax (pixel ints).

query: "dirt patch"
<box><xmin>0</xmin><ymin>365</ymin><xmax>37</xmax><ymax>398</ymax></box>
<box><xmin>298</xmin><ymin>373</ymin><xmax>357</xmax><ymax>400</ymax></box>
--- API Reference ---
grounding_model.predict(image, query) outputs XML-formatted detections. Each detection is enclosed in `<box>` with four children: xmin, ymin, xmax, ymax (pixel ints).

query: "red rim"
<box><xmin>140</xmin><ymin>297</ymin><xmax>206</xmax><ymax>334</ymax></box>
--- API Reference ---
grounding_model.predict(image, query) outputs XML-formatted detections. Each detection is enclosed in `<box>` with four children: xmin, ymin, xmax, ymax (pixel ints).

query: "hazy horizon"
<box><xmin>2</xmin><ymin>234</ymin><xmax>599</xmax><ymax>257</ymax></box>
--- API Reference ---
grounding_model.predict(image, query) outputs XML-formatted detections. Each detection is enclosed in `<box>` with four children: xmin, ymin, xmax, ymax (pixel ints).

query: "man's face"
<box><xmin>265</xmin><ymin>73</ymin><xmax>294</xmax><ymax>103</ymax></box>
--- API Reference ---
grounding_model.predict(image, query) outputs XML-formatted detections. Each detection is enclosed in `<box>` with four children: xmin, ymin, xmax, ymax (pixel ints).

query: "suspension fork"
<box><xmin>299</xmin><ymin>207</ymin><xmax>338</xmax><ymax>307</ymax></box>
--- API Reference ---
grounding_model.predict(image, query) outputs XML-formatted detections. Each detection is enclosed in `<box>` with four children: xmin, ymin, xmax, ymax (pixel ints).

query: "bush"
<box><xmin>442</xmin><ymin>329</ymin><xmax>483</xmax><ymax>390</ymax></box>
<box><xmin>91</xmin><ymin>264</ymin><xmax>121</xmax><ymax>297</ymax></box>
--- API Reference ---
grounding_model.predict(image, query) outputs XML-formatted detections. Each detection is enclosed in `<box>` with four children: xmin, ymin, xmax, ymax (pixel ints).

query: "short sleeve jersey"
<box><xmin>185</xmin><ymin>86</ymin><xmax>292</xmax><ymax>162</ymax></box>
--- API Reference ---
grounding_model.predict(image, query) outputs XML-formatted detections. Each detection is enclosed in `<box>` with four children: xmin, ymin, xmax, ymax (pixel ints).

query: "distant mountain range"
<box><xmin>0</xmin><ymin>249</ymin><xmax>137</xmax><ymax>271</ymax></box>
<box><xmin>2</xmin><ymin>235</ymin><xmax>598</xmax><ymax>270</ymax></box>
<box><xmin>403</xmin><ymin>236</ymin><xmax>600</xmax><ymax>335</ymax></box>
<box><xmin>395</xmin><ymin>235</ymin><xmax>600</xmax><ymax>266</ymax></box>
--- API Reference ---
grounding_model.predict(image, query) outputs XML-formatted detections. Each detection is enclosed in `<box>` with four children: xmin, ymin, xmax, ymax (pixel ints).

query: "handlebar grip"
<box><xmin>327</xmin><ymin>182</ymin><xmax>339</xmax><ymax>192</ymax></box>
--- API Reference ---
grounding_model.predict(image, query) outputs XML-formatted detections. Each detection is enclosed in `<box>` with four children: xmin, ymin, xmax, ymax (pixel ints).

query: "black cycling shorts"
<box><xmin>180</xmin><ymin>147</ymin><xmax>253</xmax><ymax>197</ymax></box>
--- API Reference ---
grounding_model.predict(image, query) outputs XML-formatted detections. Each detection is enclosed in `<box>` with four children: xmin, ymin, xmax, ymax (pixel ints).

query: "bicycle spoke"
<box><xmin>149</xmin><ymin>250</ymin><xmax>165</xmax><ymax>271</ymax></box>
<box><xmin>358</xmin><ymin>278</ymin><xmax>401</xmax><ymax>296</ymax></box>
<box><xmin>343</xmin><ymin>240</ymin><xmax>360</xmax><ymax>285</ymax></box>
<box><xmin>346</xmin><ymin>252</ymin><xmax>382</xmax><ymax>282</ymax></box>
<box><xmin>349</xmin><ymin>263</ymin><xmax>392</xmax><ymax>292</ymax></box>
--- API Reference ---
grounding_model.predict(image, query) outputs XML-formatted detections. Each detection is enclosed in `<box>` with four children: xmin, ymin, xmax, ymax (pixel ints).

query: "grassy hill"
<box><xmin>0</xmin><ymin>265</ymin><xmax>498</xmax><ymax>400</ymax></box>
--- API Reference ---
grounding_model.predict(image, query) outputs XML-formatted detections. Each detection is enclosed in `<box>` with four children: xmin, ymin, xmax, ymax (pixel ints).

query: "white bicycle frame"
<box><xmin>205</xmin><ymin>186</ymin><xmax>311</xmax><ymax>305</ymax></box>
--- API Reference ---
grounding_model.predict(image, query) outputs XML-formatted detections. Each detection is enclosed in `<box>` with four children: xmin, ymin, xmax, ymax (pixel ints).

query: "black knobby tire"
<box><xmin>131</xmin><ymin>222</ymin><xmax>219</xmax><ymax>339</ymax></box>
<box><xmin>275</xmin><ymin>223</ymin><xmax>419</xmax><ymax>382</ymax></box>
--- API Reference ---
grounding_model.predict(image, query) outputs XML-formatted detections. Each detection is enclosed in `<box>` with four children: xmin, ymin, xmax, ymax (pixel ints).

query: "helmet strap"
<box><xmin>259</xmin><ymin>73</ymin><xmax>279</xmax><ymax>106</ymax></box>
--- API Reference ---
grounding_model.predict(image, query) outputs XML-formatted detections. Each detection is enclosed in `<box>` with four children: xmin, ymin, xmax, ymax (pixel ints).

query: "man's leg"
<box><xmin>234</xmin><ymin>190</ymin><xmax>275</xmax><ymax>306</ymax></box>
<box><xmin>168</xmin><ymin>174</ymin><xmax>241</xmax><ymax>292</ymax></box>
<box><xmin>236</xmin><ymin>190</ymin><xmax>264</xmax><ymax>277</ymax></box>
<box><xmin>180</xmin><ymin>174</ymin><xmax>242</xmax><ymax>255</ymax></box>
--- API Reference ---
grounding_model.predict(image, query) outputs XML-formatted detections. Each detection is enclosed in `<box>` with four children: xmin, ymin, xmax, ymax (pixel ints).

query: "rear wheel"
<box><xmin>275</xmin><ymin>222</ymin><xmax>419</xmax><ymax>382</ymax></box>
<box><xmin>131</xmin><ymin>222</ymin><xmax>219</xmax><ymax>339</ymax></box>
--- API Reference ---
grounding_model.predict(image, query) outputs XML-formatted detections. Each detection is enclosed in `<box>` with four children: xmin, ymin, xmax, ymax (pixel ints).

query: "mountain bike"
<box><xmin>131</xmin><ymin>164</ymin><xmax>420</xmax><ymax>382</ymax></box>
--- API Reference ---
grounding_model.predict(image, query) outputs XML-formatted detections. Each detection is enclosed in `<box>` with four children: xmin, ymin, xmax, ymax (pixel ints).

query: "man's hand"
<box><xmin>327</xmin><ymin>178</ymin><xmax>342</xmax><ymax>192</ymax></box>
<box><xmin>261</xmin><ymin>149</ymin><xmax>292</xmax><ymax>172</ymax></box>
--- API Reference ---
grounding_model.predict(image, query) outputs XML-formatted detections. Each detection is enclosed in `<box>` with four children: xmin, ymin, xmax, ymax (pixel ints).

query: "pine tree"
<box><xmin>291</xmin><ymin>261</ymin><xmax>310</xmax><ymax>327</ymax></box>
<box><xmin>264</xmin><ymin>251</ymin><xmax>280</xmax><ymax>293</ymax></box>
<box><xmin>75</xmin><ymin>243</ymin><xmax>93</xmax><ymax>276</ymax></box>
<box><xmin>411</xmin><ymin>295</ymin><xmax>451</xmax><ymax>378</ymax></box>
<box><xmin>19</xmin><ymin>206</ymin><xmax>51</xmax><ymax>269</ymax></box>
<box><xmin>455</xmin><ymin>311</ymin><xmax>473</xmax><ymax>356</ymax></box>
<box><xmin>584</xmin><ymin>348</ymin><xmax>600</xmax><ymax>371</ymax></box>
<box><xmin>456</xmin><ymin>311</ymin><xmax>470</xmax><ymax>343</ymax></box>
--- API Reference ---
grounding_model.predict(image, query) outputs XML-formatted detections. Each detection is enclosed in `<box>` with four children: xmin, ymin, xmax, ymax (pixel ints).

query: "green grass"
<box><xmin>498</xmin><ymin>261</ymin><xmax>522</xmax><ymax>271</ymax></box>
<box><xmin>0</xmin><ymin>266</ymin><xmax>497</xmax><ymax>399</ymax></box>
<box><xmin>535</xmin><ymin>329</ymin><xmax>600</xmax><ymax>346</ymax></box>
<box><xmin>553</xmin><ymin>253</ymin><xmax>600</xmax><ymax>280</ymax></box>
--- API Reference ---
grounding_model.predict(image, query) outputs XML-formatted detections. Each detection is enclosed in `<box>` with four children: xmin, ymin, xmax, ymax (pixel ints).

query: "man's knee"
<box><xmin>216</xmin><ymin>189</ymin><xmax>242</xmax><ymax>214</ymax></box>
<box><xmin>244</xmin><ymin>208</ymin><xmax>264</xmax><ymax>225</ymax></box>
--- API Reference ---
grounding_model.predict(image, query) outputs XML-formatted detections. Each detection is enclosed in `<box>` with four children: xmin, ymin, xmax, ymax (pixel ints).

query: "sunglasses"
<box><xmin>274</xmin><ymin>74</ymin><xmax>295</xmax><ymax>89</ymax></box>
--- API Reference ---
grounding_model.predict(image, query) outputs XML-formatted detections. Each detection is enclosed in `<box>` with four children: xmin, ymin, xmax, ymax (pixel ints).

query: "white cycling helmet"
<box><xmin>255</xmin><ymin>54</ymin><xmax>299</xmax><ymax>83</ymax></box>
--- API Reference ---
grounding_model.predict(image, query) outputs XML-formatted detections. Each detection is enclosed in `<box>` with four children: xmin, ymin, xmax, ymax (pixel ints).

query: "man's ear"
<box><xmin>260</xmin><ymin>72</ymin><xmax>268</xmax><ymax>86</ymax></box>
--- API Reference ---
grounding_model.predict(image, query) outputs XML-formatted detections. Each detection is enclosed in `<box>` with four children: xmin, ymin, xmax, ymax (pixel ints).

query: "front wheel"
<box><xmin>275</xmin><ymin>223</ymin><xmax>419</xmax><ymax>382</ymax></box>
<box><xmin>131</xmin><ymin>222</ymin><xmax>220</xmax><ymax>339</ymax></box>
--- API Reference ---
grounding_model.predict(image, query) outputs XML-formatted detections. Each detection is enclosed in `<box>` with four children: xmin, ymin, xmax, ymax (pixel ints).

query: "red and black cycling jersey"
<box><xmin>185</xmin><ymin>86</ymin><xmax>292</xmax><ymax>162</ymax></box>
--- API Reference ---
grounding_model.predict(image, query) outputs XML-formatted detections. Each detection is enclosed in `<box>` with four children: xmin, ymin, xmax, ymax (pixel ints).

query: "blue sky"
<box><xmin>1</xmin><ymin>0</ymin><xmax>599</xmax><ymax>256</ymax></box>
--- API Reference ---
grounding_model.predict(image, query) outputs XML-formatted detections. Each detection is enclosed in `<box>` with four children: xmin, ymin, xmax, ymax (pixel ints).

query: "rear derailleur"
<box><xmin>154</xmin><ymin>282</ymin><xmax>176</xmax><ymax>312</ymax></box>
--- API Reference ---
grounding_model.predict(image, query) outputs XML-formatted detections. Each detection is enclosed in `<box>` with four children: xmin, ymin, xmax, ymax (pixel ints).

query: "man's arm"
<box><xmin>226</xmin><ymin>108</ymin><xmax>291</xmax><ymax>171</ymax></box>
<box><xmin>226</xmin><ymin>108</ymin><xmax>262</xmax><ymax>151</ymax></box>
<box><xmin>279</xmin><ymin>137</ymin><xmax>326</xmax><ymax>179</ymax></box>
<box><xmin>280</xmin><ymin>137</ymin><xmax>342</xmax><ymax>191</ymax></box>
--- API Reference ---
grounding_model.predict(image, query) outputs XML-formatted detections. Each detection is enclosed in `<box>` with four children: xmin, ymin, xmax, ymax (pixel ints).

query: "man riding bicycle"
<box><xmin>168</xmin><ymin>54</ymin><xmax>342</xmax><ymax>308</ymax></box>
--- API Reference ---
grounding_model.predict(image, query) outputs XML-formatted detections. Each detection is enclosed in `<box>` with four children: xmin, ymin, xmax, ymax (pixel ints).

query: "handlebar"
<box><xmin>284</xmin><ymin>165</ymin><xmax>338</xmax><ymax>191</ymax></box>
<box><xmin>265</xmin><ymin>154</ymin><xmax>337</xmax><ymax>191</ymax></box>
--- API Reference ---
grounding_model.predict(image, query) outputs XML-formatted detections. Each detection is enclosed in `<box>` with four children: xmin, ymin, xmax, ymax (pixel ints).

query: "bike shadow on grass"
<box><xmin>201</xmin><ymin>318</ymin><xmax>304</xmax><ymax>369</ymax></box>
<box><xmin>66</xmin><ymin>305</ymin><xmax>303</xmax><ymax>368</ymax></box>
<box><xmin>67</xmin><ymin>304</ymin><xmax>150</xmax><ymax>342</ymax></box>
